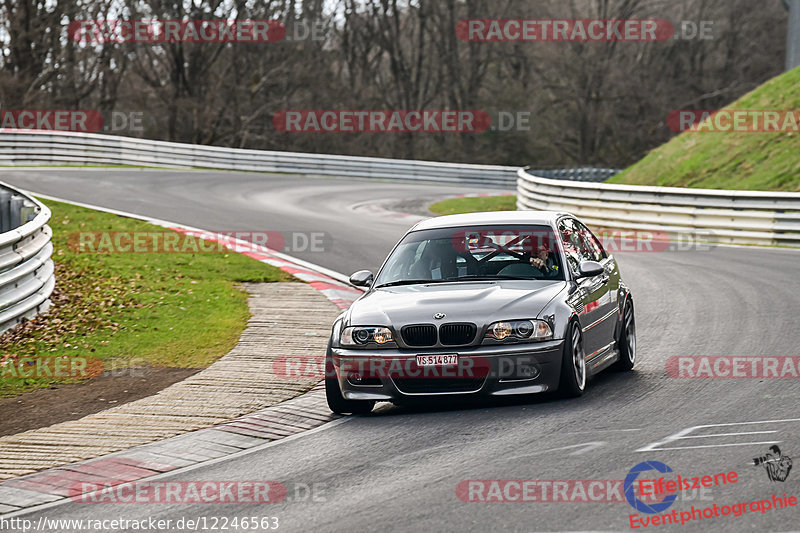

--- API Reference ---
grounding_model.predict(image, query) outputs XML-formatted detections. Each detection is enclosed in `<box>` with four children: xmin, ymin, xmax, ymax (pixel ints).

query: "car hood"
<box><xmin>347</xmin><ymin>280</ymin><xmax>566</xmax><ymax>327</ymax></box>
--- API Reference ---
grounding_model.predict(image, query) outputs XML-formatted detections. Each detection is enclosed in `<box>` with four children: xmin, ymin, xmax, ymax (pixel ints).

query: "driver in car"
<box><xmin>528</xmin><ymin>243</ymin><xmax>558</xmax><ymax>276</ymax></box>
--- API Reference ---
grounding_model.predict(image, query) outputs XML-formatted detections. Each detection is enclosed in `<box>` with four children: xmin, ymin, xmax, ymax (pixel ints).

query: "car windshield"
<box><xmin>374</xmin><ymin>225</ymin><xmax>564</xmax><ymax>287</ymax></box>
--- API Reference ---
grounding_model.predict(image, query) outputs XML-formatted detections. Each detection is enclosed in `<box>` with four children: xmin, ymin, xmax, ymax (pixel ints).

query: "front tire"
<box><xmin>613</xmin><ymin>299</ymin><xmax>636</xmax><ymax>371</ymax></box>
<box><xmin>325</xmin><ymin>344</ymin><xmax>375</xmax><ymax>415</ymax></box>
<box><xmin>558</xmin><ymin>321</ymin><xmax>586</xmax><ymax>397</ymax></box>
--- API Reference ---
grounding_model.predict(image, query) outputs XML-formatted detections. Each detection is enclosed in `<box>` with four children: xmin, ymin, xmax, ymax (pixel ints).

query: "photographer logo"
<box><xmin>752</xmin><ymin>446</ymin><xmax>793</xmax><ymax>483</ymax></box>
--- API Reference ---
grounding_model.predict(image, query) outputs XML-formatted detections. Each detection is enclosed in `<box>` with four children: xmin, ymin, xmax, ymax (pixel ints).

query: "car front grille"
<box><xmin>439</xmin><ymin>323</ymin><xmax>477</xmax><ymax>346</ymax></box>
<box><xmin>393</xmin><ymin>377</ymin><xmax>486</xmax><ymax>394</ymax></box>
<box><xmin>401</xmin><ymin>323</ymin><xmax>478</xmax><ymax>347</ymax></box>
<box><xmin>402</xmin><ymin>324</ymin><xmax>437</xmax><ymax>347</ymax></box>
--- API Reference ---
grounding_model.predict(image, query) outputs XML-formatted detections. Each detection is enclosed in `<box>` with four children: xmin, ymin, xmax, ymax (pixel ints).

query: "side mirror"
<box><xmin>576</xmin><ymin>260</ymin><xmax>604</xmax><ymax>278</ymax></box>
<box><xmin>349</xmin><ymin>270</ymin><xmax>374</xmax><ymax>287</ymax></box>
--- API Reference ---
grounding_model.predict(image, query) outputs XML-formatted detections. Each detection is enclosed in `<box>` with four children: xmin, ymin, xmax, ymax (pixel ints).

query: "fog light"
<box><xmin>348</xmin><ymin>372</ymin><xmax>382</xmax><ymax>386</ymax></box>
<box><xmin>518</xmin><ymin>364</ymin><xmax>540</xmax><ymax>379</ymax></box>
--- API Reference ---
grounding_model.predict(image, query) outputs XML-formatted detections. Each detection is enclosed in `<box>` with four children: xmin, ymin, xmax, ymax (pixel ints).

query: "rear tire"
<box><xmin>558</xmin><ymin>321</ymin><xmax>586</xmax><ymax>398</ymax></box>
<box><xmin>325</xmin><ymin>344</ymin><xmax>375</xmax><ymax>415</ymax></box>
<box><xmin>613</xmin><ymin>299</ymin><xmax>636</xmax><ymax>372</ymax></box>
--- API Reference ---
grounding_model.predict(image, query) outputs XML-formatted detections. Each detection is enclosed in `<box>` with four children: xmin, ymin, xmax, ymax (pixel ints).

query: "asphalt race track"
<box><xmin>2</xmin><ymin>169</ymin><xmax>799</xmax><ymax>532</ymax></box>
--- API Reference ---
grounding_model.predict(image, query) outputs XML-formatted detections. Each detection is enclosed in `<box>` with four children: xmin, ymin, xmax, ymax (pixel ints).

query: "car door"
<box><xmin>558</xmin><ymin>217</ymin><xmax>606</xmax><ymax>357</ymax></box>
<box><xmin>573</xmin><ymin>220</ymin><xmax>620</xmax><ymax>353</ymax></box>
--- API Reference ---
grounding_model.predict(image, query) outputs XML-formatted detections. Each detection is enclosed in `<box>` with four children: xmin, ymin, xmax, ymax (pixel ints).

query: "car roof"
<box><xmin>410</xmin><ymin>210</ymin><xmax>572</xmax><ymax>231</ymax></box>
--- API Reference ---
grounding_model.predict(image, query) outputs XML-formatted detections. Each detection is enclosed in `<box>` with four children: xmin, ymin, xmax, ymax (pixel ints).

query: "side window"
<box><xmin>574</xmin><ymin>221</ymin><xmax>605</xmax><ymax>262</ymax></box>
<box><xmin>557</xmin><ymin>219</ymin><xmax>582</xmax><ymax>275</ymax></box>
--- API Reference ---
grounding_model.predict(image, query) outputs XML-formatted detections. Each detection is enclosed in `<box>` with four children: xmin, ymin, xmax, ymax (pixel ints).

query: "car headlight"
<box><xmin>341</xmin><ymin>326</ymin><xmax>394</xmax><ymax>346</ymax></box>
<box><xmin>485</xmin><ymin>319</ymin><xmax>552</xmax><ymax>342</ymax></box>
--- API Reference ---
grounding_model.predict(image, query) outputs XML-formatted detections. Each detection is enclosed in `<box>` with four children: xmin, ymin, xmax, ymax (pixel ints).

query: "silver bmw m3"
<box><xmin>325</xmin><ymin>211</ymin><xmax>635</xmax><ymax>414</ymax></box>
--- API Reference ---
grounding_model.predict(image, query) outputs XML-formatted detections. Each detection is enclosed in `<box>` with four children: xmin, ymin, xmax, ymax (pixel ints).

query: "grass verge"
<box><xmin>0</xmin><ymin>199</ymin><xmax>291</xmax><ymax>398</ymax></box>
<box><xmin>429</xmin><ymin>195</ymin><xmax>516</xmax><ymax>215</ymax></box>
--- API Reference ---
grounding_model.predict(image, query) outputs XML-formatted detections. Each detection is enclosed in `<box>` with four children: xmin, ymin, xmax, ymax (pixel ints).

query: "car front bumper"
<box><xmin>330</xmin><ymin>340</ymin><xmax>565</xmax><ymax>401</ymax></box>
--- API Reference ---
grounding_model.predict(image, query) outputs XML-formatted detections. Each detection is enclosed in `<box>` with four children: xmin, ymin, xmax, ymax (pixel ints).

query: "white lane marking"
<box><xmin>506</xmin><ymin>441</ymin><xmax>607</xmax><ymax>462</ymax></box>
<box><xmin>1</xmin><ymin>417</ymin><xmax>354</xmax><ymax>519</ymax></box>
<box><xmin>636</xmin><ymin>418</ymin><xmax>800</xmax><ymax>452</ymax></box>
<box><xmin>566</xmin><ymin>441</ymin><xmax>606</xmax><ymax>455</ymax></box>
<box><xmin>559</xmin><ymin>428</ymin><xmax>642</xmax><ymax>435</ymax></box>
<box><xmin>644</xmin><ymin>442</ymin><xmax>783</xmax><ymax>451</ymax></box>
<box><xmin>678</xmin><ymin>430</ymin><xmax>779</xmax><ymax>439</ymax></box>
<box><xmin>377</xmin><ymin>442</ymin><xmax>474</xmax><ymax>468</ymax></box>
<box><xmin>379</xmin><ymin>441</ymin><xmax>608</xmax><ymax>468</ymax></box>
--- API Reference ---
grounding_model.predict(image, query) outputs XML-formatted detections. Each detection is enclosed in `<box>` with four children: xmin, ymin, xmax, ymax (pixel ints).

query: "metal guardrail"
<box><xmin>0</xmin><ymin>130</ymin><xmax>617</xmax><ymax>188</ymax></box>
<box><xmin>517</xmin><ymin>168</ymin><xmax>800</xmax><ymax>247</ymax></box>
<box><xmin>0</xmin><ymin>130</ymin><xmax>519</xmax><ymax>188</ymax></box>
<box><xmin>0</xmin><ymin>182</ymin><xmax>55</xmax><ymax>335</ymax></box>
<box><xmin>527</xmin><ymin>168</ymin><xmax>620</xmax><ymax>183</ymax></box>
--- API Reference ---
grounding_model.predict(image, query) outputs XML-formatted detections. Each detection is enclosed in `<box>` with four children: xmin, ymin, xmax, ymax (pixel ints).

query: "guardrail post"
<box><xmin>0</xmin><ymin>190</ymin><xmax>10</xmax><ymax>233</ymax></box>
<box><xmin>9</xmin><ymin>197</ymin><xmax>23</xmax><ymax>230</ymax></box>
<box><xmin>22</xmin><ymin>203</ymin><xmax>38</xmax><ymax>223</ymax></box>
<box><xmin>786</xmin><ymin>0</ymin><xmax>800</xmax><ymax>70</ymax></box>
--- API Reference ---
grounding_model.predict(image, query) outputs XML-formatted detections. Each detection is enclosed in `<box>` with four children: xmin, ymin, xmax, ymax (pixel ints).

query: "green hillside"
<box><xmin>609</xmin><ymin>66</ymin><xmax>800</xmax><ymax>191</ymax></box>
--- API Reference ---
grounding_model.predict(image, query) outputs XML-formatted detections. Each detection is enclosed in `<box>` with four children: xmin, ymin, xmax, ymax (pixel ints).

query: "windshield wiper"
<box><xmin>374</xmin><ymin>279</ymin><xmax>455</xmax><ymax>288</ymax></box>
<box><xmin>444</xmin><ymin>275</ymin><xmax>536</xmax><ymax>282</ymax></box>
<box><xmin>375</xmin><ymin>275</ymin><xmax>542</xmax><ymax>288</ymax></box>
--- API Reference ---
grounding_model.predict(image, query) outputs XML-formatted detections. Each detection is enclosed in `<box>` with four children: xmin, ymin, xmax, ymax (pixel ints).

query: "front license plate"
<box><xmin>416</xmin><ymin>354</ymin><xmax>458</xmax><ymax>367</ymax></box>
